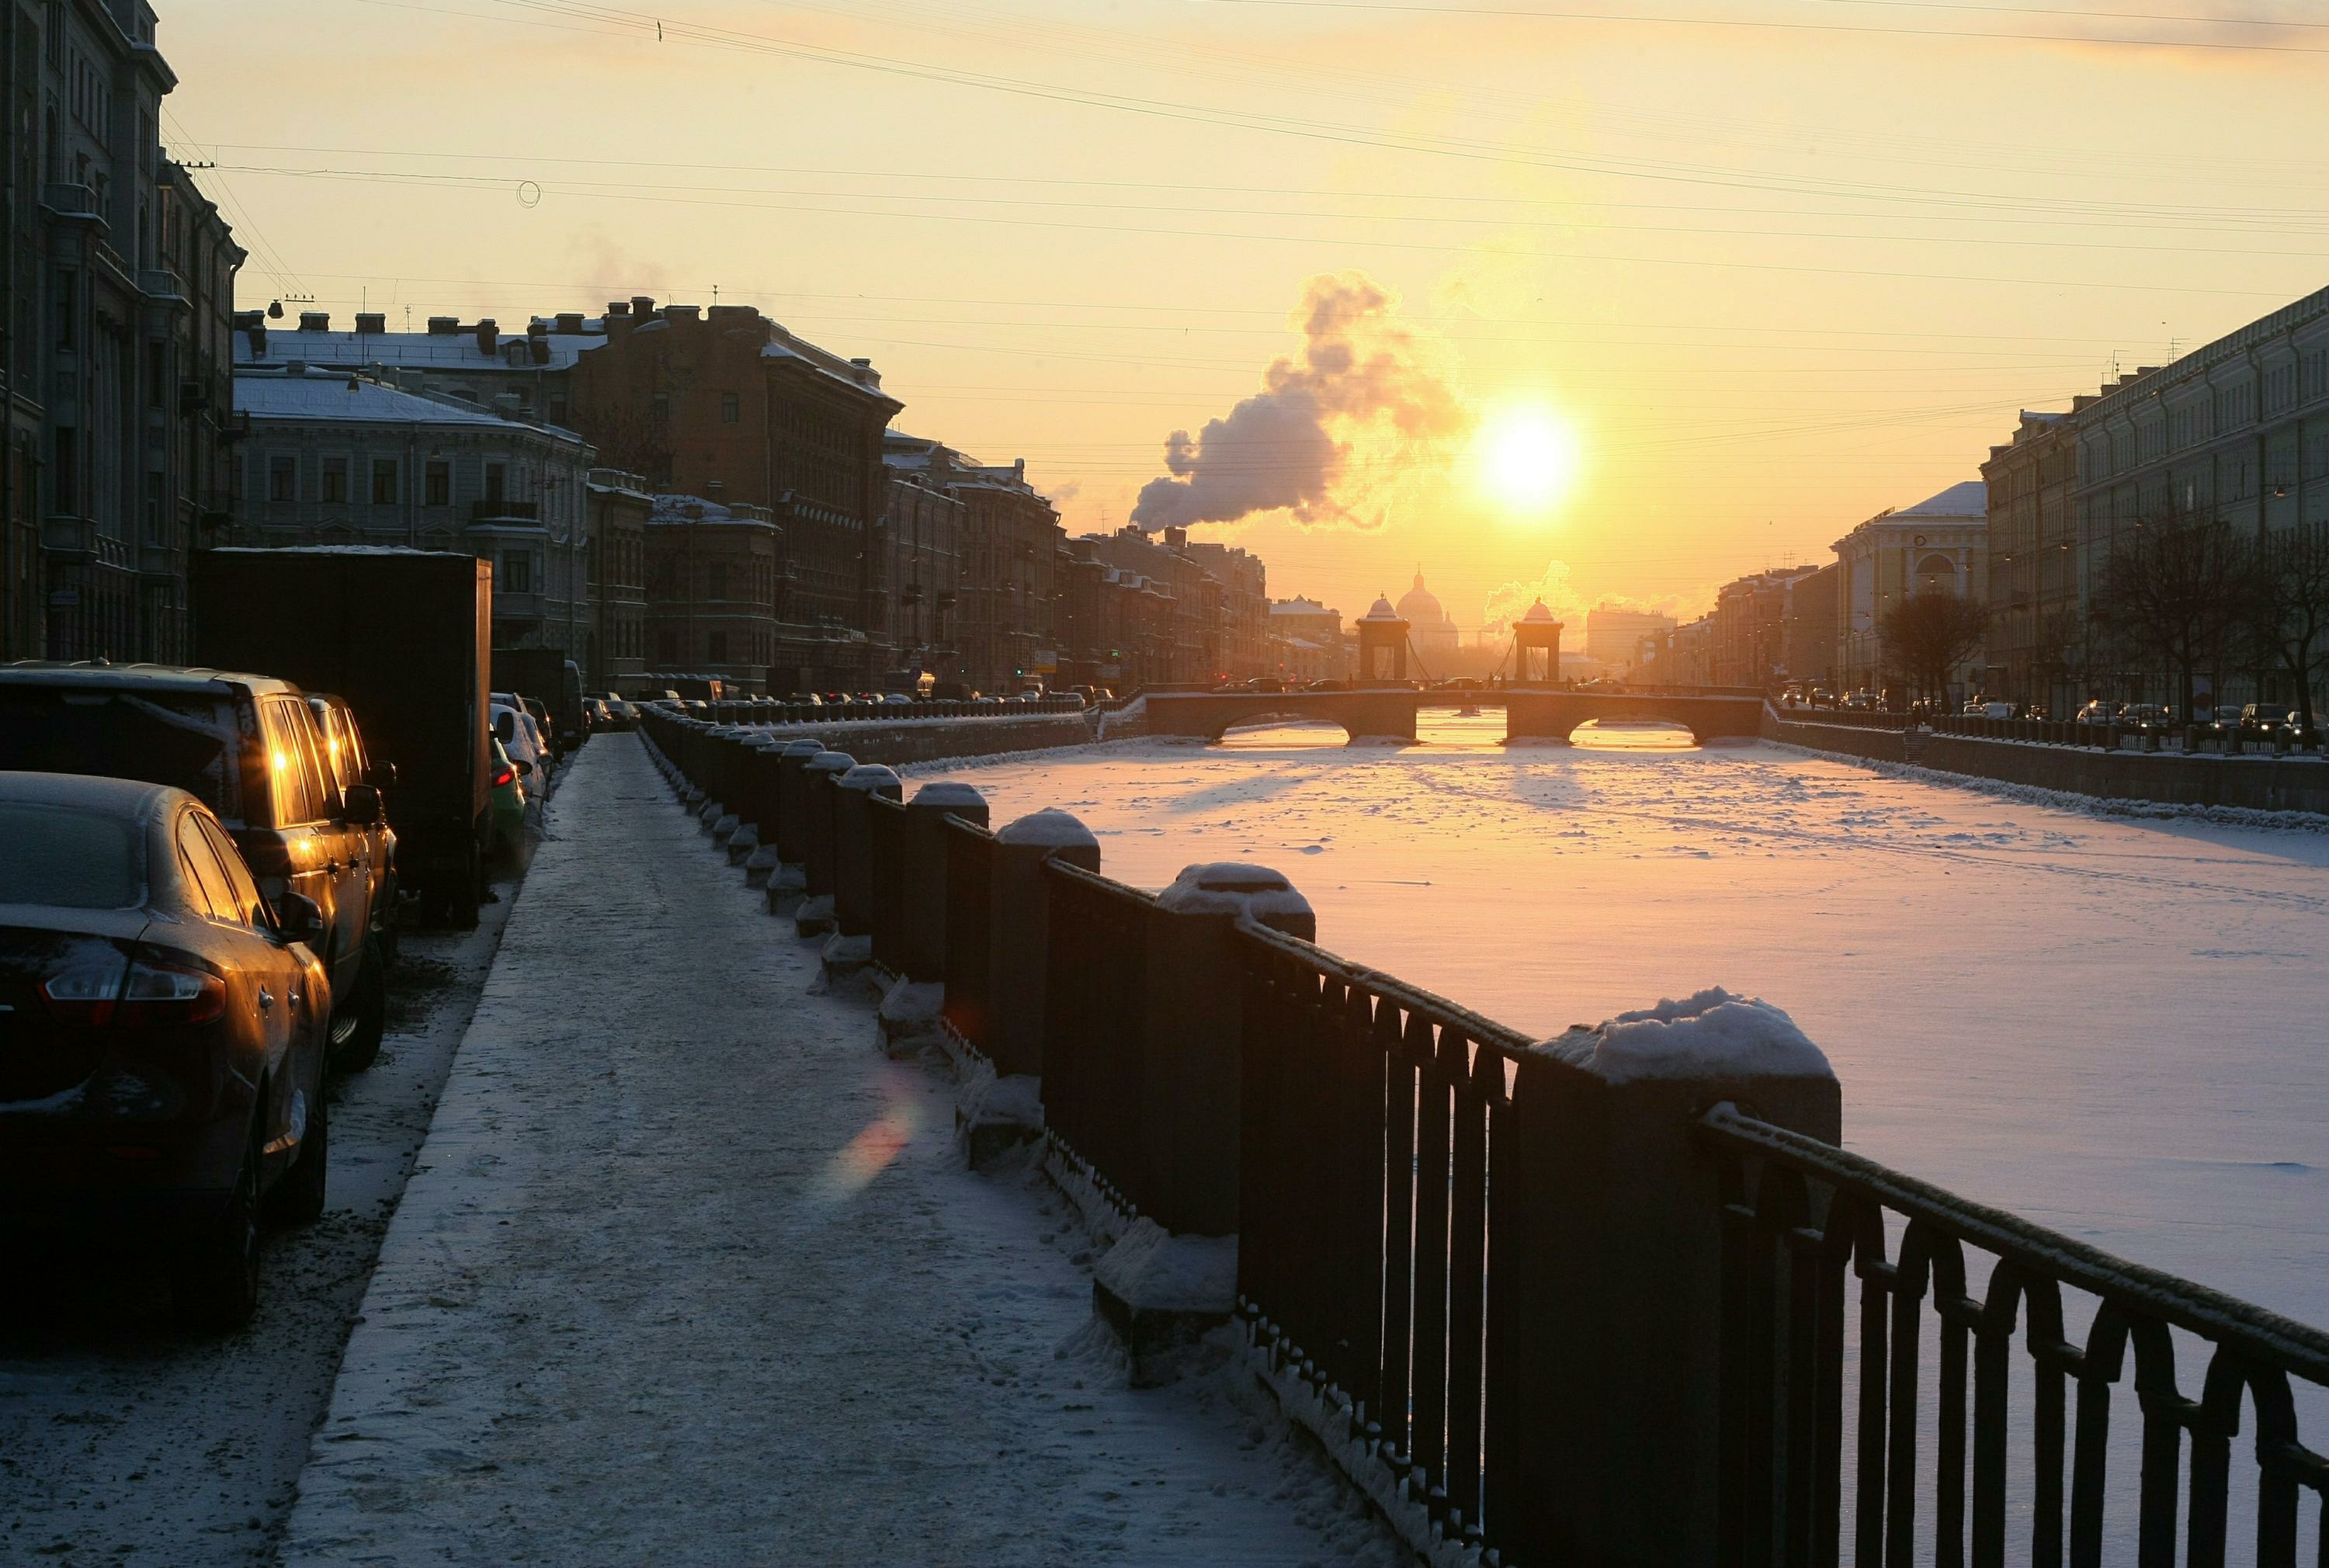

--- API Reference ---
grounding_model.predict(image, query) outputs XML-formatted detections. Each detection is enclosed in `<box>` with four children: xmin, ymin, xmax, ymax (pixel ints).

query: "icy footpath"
<box><xmin>281</xmin><ymin>734</ymin><xmax>1398</xmax><ymax>1566</ymax></box>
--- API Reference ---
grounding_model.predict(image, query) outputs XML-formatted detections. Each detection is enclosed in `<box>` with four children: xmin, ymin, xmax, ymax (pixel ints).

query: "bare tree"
<box><xmin>1879</xmin><ymin>589</ymin><xmax>1990</xmax><ymax>705</ymax></box>
<box><xmin>2235</xmin><ymin>524</ymin><xmax>2329</xmax><ymax>732</ymax></box>
<box><xmin>2088</xmin><ymin>516</ymin><xmax>2247</xmax><ymax>718</ymax></box>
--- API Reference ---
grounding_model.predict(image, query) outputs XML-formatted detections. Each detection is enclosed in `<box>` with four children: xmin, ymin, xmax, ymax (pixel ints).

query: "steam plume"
<box><xmin>1131</xmin><ymin>272</ymin><xmax>1465</xmax><ymax>532</ymax></box>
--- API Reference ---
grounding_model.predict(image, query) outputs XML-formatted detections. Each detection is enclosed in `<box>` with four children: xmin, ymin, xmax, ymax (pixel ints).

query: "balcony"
<box><xmin>472</xmin><ymin>498</ymin><xmax>542</xmax><ymax>523</ymax></box>
<box><xmin>40</xmin><ymin>183</ymin><xmax>101</xmax><ymax>222</ymax></box>
<box><xmin>140</xmin><ymin>269</ymin><xmax>186</xmax><ymax>306</ymax></box>
<box><xmin>40</xmin><ymin>514</ymin><xmax>95</xmax><ymax>557</ymax></box>
<box><xmin>137</xmin><ymin>542</ymin><xmax>179</xmax><ymax>578</ymax></box>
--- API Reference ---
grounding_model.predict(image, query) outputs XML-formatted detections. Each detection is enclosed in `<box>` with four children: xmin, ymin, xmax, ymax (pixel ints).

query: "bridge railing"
<box><xmin>634</xmin><ymin>706</ymin><xmax>2329</xmax><ymax>1567</ymax></box>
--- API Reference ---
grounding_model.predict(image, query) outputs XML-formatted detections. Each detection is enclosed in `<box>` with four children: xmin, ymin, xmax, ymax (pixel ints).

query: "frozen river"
<box><xmin>915</xmin><ymin>712</ymin><xmax>2329</xmax><ymax>1334</ymax></box>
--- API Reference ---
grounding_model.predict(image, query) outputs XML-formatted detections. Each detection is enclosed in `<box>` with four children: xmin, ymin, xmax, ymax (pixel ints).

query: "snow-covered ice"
<box><xmin>913</xmin><ymin>713</ymin><xmax>2329</xmax><ymax>1336</ymax></box>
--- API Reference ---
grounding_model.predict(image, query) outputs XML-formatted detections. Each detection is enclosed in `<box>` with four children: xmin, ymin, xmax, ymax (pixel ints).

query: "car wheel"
<box><xmin>266</xmin><ymin>1083</ymin><xmax>329</xmax><ymax>1226</ymax></box>
<box><xmin>172</xmin><ymin>1119</ymin><xmax>263</xmax><ymax>1335</ymax></box>
<box><xmin>329</xmin><ymin>935</ymin><xmax>387</xmax><ymax>1074</ymax></box>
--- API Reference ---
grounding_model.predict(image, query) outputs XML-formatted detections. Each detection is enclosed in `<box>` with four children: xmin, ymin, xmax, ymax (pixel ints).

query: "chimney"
<box><xmin>630</xmin><ymin>295</ymin><xmax>656</xmax><ymax>320</ymax></box>
<box><xmin>850</xmin><ymin>357</ymin><xmax>872</xmax><ymax>368</ymax></box>
<box><xmin>284</xmin><ymin>360</ymin><xmax>307</xmax><ymax>377</ymax></box>
<box><xmin>354</xmin><ymin>311</ymin><xmax>385</xmax><ymax>335</ymax></box>
<box><xmin>1165</xmin><ymin>526</ymin><xmax>1188</xmax><ymax>550</ymax></box>
<box><xmin>556</xmin><ymin>312</ymin><xmax>585</xmax><ymax>334</ymax></box>
<box><xmin>662</xmin><ymin>304</ymin><xmax>699</xmax><ymax>324</ymax></box>
<box><xmin>475</xmin><ymin>318</ymin><xmax>499</xmax><ymax>356</ymax></box>
<box><xmin>297</xmin><ymin>310</ymin><xmax>329</xmax><ymax>332</ymax></box>
<box><xmin>529</xmin><ymin>335</ymin><xmax>552</xmax><ymax>366</ymax></box>
<box><xmin>426</xmin><ymin>315</ymin><xmax>460</xmax><ymax>336</ymax></box>
<box><xmin>235</xmin><ymin>310</ymin><xmax>266</xmax><ymax>359</ymax></box>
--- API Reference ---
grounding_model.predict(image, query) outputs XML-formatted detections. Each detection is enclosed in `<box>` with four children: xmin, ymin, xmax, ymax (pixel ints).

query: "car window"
<box><xmin>175</xmin><ymin>814</ymin><xmax>238</xmax><ymax>923</ymax></box>
<box><xmin>335</xmin><ymin>709</ymin><xmax>370</xmax><ymax>783</ymax></box>
<box><xmin>196</xmin><ymin>815</ymin><xmax>269</xmax><ymax>928</ymax></box>
<box><xmin>262</xmin><ymin>701</ymin><xmax>330</xmax><ymax>825</ymax></box>
<box><xmin>0</xmin><ymin>687</ymin><xmax>242</xmax><ymax>817</ymax></box>
<box><xmin>0</xmin><ymin>802</ymin><xmax>144</xmax><ymax>908</ymax></box>
<box><xmin>283</xmin><ymin>705</ymin><xmax>338</xmax><ymax>818</ymax></box>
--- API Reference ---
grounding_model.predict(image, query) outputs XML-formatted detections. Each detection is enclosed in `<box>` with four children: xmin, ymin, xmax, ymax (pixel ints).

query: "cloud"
<box><xmin>1590</xmin><ymin>589</ymin><xmax>1713</xmax><ymax>623</ymax></box>
<box><xmin>1481</xmin><ymin>559</ymin><xmax>1585</xmax><ymax>639</ymax></box>
<box><xmin>1043</xmin><ymin>478</ymin><xmax>1083</xmax><ymax>507</ymax></box>
<box><xmin>1130</xmin><ymin>271</ymin><xmax>1467</xmax><ymax>532</ymax></box>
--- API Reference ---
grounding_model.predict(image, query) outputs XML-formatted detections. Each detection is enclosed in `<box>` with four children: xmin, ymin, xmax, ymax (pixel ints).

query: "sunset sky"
<box><xmin>172</xmin><ymin>0</ymin><xmax>2329</xmax><ymax>635</ymax></box>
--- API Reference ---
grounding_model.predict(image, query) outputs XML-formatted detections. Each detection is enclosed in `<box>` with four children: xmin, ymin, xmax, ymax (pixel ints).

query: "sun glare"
<box><xmin>1476</xmin><ymin>404</ymin><xmax>1583</xmax><ymax>515</ymax></box>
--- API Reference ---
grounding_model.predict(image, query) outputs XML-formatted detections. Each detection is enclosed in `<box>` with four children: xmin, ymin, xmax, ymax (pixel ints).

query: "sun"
<box><xmin>1474</xmin><ymin>403</ymin><xmax>1583</xmax><ymax>515</ymax></box>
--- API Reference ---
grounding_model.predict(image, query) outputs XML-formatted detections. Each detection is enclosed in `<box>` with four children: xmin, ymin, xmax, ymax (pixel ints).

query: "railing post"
<box><xmin>986</xmin><ymin>810</ymin><xmax>1099</xmax><ymax>1078</ymax></box>
<box><xmin>1137</xmin><ymin>863</ymin><xmax>1314</xmax><ymax>1237</ymax></box>
<box><xmin>794</xmin><ymin>751</ymin><xmax>856</xmax><ymax>934</ymax></box>
<box><xmin>904</xmin><ymin>783</ymin><xmax>987</xmax><ymax>983</ymax></box>
<box><xmin>832</xmin><ymin>764</ymin><xmax>901</xmax><ymax>938</ymax></box>
<box><xmin>1494</xmin><ymin>991</ymin><xmax>1840</xmax><ymax>1568</ymax></box>
<box><xmin>770</xmin><ymin>737</ymin><xmax>828</xmax><ymax>866</ymax></box>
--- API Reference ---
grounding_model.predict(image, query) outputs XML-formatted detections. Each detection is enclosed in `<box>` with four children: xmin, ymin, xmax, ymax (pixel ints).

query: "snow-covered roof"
<box><xmin>235</xmin><ymin>369</ymin><xmax>585</xmax><ymax>440</ymax></box>
<box><xmin>1893</xmin><ymin>480</ymin><xmax>1987</xmax><ymax>519</ymax></box>
<box><xmin>1270</xmin><ymin>597</ymin><xmax>1331</xmax><ymax>616</ymax></box>
<box><xmin>236</xmin><ymin>324</ymin><xmax>603</xmax><ymax>374</ymax></box>
<box><xmin>762</xmin><ymin>322</ymin><xmax>894</xmax><ymax>401</ymax></box>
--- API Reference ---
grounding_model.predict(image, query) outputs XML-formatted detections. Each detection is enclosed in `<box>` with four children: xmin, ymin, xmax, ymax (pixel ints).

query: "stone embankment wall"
<box><xmin>754</xmin><ymin>705</ymin><xmax>1148</xmax><ymax>767</ymax></box>
<box><xmin>1764</xmin><ymin>709</ymin><xmax>2329</xmax><ymax>814</ymax></box>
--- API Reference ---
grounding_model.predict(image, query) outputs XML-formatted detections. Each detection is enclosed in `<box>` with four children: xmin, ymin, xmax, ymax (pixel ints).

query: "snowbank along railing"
<box><xmin>638</xmin><ymin>709</ymin><xmax>2329</xmax><ymax>1567</ymax></box>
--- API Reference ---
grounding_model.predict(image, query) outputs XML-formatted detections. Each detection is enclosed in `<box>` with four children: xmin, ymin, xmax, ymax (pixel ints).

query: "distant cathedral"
<box><xmin>1397</xmin><ymin>571</ymin><xmax>1461</xmax><ymax>663</ymax></box>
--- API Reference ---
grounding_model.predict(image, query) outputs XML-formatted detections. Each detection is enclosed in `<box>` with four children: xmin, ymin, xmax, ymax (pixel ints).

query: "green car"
<box><xmin>489</xmin><ymin>737</ymin><xmax>529</xmax><ymax>855</ymax></box>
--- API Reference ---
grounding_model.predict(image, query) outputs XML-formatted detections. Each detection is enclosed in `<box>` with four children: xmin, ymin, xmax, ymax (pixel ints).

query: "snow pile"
<box><xmin>1156</xmin><ymin>862</ymin><xmax>1314</xmax><ymax>927</ymax></box>
<box><xmin>1536</xmin><ymin>987</ymin><xmax>1831</xmax><ymax>1084</ymax></box>
<box><xmin>910</xmin><ymin>781</ymin><xmax>986</xmax><ymax>809</ymax></box>
<box><xmin>835</xmin><ymin>763</ymin><xmax>901</xmax><ymax>795</ymax></box>
<box><xmin>779</xmin><ymin>737</ymin><xmax>828</xmax><ymax>757</ymax></box>
<box><xmin>804</xmin><ymin>751</ymin><xmax>856</xmax><ymax>775</ymax></box>
<box><xmin>995</xmin><ymin>807</ymin><xmax>1097</xmax><ymax>849</ymax></box>
<box><xmin>1094</xmin><ymin>1219</ymin><xmax>1237</xmax><ymax>1314</ymax></box>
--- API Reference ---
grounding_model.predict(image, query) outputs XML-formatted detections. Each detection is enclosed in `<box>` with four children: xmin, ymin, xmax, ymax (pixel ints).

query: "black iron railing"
<box><xmin>940</xmin><ymin>817</ymin><xmax>996</xmax><ymax>1050</ymax></box>
<box><xmin>1700</xmin><ymin>1103</ymin><xmax>2329</xmax><ymax>1568</ymax></box>
<box><xmin>1237</xmin><ymin>918</ymin><xmax>1537</xmax><ymax>1552</ymax></box>
<box><xmin>1040</xmin><ymin>859</ymin><xmax>1158</xmax><ymax>1220</ymax></box>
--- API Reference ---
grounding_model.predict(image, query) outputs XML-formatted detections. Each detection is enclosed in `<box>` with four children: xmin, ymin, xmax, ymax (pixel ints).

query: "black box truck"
<box><xmin>192</xmin><ymin>547</ymin><xmax>493</xmax><ymax>926</ymax></box>
<box><xmin>490</xmin><ymin>647</ymin><xmax>585</xmax><ymax>749</ymax></box>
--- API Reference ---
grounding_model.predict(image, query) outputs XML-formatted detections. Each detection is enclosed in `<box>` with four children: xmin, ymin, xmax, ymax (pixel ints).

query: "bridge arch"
<box><xmin>1504</xmin><ymin>690</ymin><xmax>1765</xmax><ymax>747</ymax></box>
<box><xmin>1142</xmin><ymin>691</ymin><xmax>1419</xmax><ymax>746</ymax></box>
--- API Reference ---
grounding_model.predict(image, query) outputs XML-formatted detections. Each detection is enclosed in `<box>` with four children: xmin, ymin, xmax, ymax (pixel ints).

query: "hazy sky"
<box><xmin>171</xmin><ymin>0</ymin><xmax>2329</xmax><ymax>636</ymax></box>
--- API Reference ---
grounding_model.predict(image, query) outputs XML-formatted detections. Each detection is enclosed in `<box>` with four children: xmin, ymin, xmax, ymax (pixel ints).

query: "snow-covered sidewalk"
<box><xmin>282</xmin><ymin>734</ymin><xmax>1397</xmax><ymax>1566</ymax></box>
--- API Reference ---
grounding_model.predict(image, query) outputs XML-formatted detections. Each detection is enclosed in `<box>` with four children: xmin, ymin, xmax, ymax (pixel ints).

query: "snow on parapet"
<box><xmin>911</xmin><ymin>781</ymin><xmax>987</xmax><ymax>809</ymax></box>
<box><xmin>1155</xmin><ymin>862</ymin><xmax>1314</xmax><ymax>924</ymax></box>
<box><xmin>779</xmin><ymin>738</ymin><xmax>828</xmax><ymax>756</ymax></box>
<box><xmin>1536</xmin><ymin>987</ymin><xmax>1831</xmax><ymax>1085</ymax></box>
<box><xmin>995</xmin><ymin>807</ymin><xmax>1097</xmax><ymax>849</ymax></box>
<box><xmin>804</xmin><ymin>751</ymin><xmax>857</xmax><ymax>774</ymax></box>
<box><xmin>836</xmin><ymin>764</ymin><xmax>901</xmax><ymax>793</ymax></box>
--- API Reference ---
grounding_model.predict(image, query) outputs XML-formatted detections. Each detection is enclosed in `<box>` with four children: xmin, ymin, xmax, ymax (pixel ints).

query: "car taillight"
<box><xmin>39</xmin><ymin>961</ymin><xmax>129</xmax><ymax>1025</ymax></box>
<box><xmin>492</xmin><ymin>764</ymin><xmax>515</xmax><ymax>787</ymax></box>
<box><xmin>40</xmin><ymin>959</ymin><xmax>223</xmax><ymax>1029</ymax></box>
<box><xmin>116</xmin><ymin>961</ymin><xmax>227</xmax><ymax>1027</ymax></box>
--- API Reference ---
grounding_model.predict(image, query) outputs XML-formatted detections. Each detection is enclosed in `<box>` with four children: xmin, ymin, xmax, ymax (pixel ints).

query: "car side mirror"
<box><xmin>365</xmin><ymin>761</ymin><xmax>398</xmax><ymax>790</ymax></box>
<box><xmin>276</xmin><ymin>891</ymin><xmax>328</xmax><ymax>948</ymax></box>
<box><xmin>513</xmin><ymin>758</ymin><xmax>533</xmax><ymax>777</ymax></box>
<box><xmin>339</xmin><ymin>783</ymin><xmax>383</xmax><ymax>826</ymax></box>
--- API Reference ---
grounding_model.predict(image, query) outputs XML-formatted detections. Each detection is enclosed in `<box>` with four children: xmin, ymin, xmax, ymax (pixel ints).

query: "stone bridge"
<box><xmin>1140</xmin><ymin>689</ymin><xmax>1769</xmax><ymax>745</ymax></box>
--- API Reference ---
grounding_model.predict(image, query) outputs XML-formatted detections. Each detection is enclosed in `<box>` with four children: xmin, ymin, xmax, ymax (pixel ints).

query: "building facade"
<box><xmin>585</xmin><ymin>468</ymin><xmax>652</xmax><ymax>692</ymax></box>
<box><xmin>1982</xmin><ymin>409</ymin><xmax>2083</xmax><ymax>713</ymax></box>
<box><xmin>1</xmin><ymin>0</ymin><xmax>241</xmax><ymax>662</ymax></box>
<box><xmin>1833</xmin><ymin>480</ymin><xmax>1988</xmax><ymax>695</ymax></box>
<box><xmin>1267</xmin><ymin>596</ymin><xmax>1349</xmax><ymax>685</ymax></box>
<box><xmin>886</xmin><ymin>433</ymin><xmax>1063</xmax><ymax>692</ymax></box>
<box><xmin>1583</xmin><ymin>606</ymin><xmax>1675</xmax><ymax>675</ymax></box>
<box><xmin>231</xmin><ymin>366</ymin><xmax>597</xmax><ymax>661</ymax></box>
<box><xmin>883</xmin><ymin>464</ymin><xmax>963</xmax><ymax>685</ymax></box>
<box><xmin>643</xmin><ymin>493</ymin><xmax>781</xmax><ymax>696</ymax></box>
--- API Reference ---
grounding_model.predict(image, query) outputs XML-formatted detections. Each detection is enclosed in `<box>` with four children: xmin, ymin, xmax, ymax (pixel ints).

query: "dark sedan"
<box><xmin>0</xmin><ymin>772</ymin><xmax>333</xmax><ymax>1331</ymax></box>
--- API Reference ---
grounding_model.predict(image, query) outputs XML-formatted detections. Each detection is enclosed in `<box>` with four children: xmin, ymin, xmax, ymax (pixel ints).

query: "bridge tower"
<box><xmin>1512</xmin><ymin>598</ymin><xmax>1563</xmax><ymax>685</ymax></box>
<box><xmin>1355</xmin><ymin>595</ymin><xmax>1410</xmax><ymax>685</ymax></box>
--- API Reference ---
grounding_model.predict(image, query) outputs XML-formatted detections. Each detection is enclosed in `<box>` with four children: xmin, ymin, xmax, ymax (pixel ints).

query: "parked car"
<box><xmin>491</xmin><ymin>701</ymin><xmax>547</xmax><ymax>782</ymax></box>
<box><xmin>305</xmin><ymin>692</ymin><xmax>399</xmax><ymax>966</ymax></box>
<box><xmin>0</xmin><ymin>664</ymin><xmax>389</xmax><ymax>1074</ymax></box>
<box><xmin>1306</xmin><ymin>678</ymin><xmax>1349</xmax><ymax>692</ymax></box>
<box><xmin>2076</xmin><ymin>700</ymin><xmax>2121</xmax><ymax>726</ymax></box>
<box><xmin>488</xmin><ymin>739</ymin><xmax>529</xmax><ymax>855</ymax></box>
<box><xmin>2240</xmin><ymin>703</ymin><xmax>2293</xmax><ymax>740</ymax></box>
<box><xmin>0</xmin><ymin>772</ymin><xmax>333</xmax><ymax>1330</ymax></box>
<box><xmin>1243</xmin><ymin>678</ymin><xmax>1286</xmax><ymax>694</ymax></box>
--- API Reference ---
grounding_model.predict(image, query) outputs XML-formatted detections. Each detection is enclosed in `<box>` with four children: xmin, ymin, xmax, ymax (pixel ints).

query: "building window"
<box><xmin>504</xmin><ymin>551</ymin><xmax>533</xmax><ymax>594</ymax></box>
<box><xmin>720</xmin><ymin>392</ymin><xmax>740</xmax><ymax>424</ymax></box>
<box><xmin>372</xmin><ymin>459</ymin><xmax>398</xmax><ymax>505</ymax></box>
<box><xmin>321</xmin><ymin>457</ymin><xmax>349</xmax><ymax>504</ymax></box>
<box><xmin>709</xmin><ymin>561</ymin><xmax>727</xmax><ymax>599</ymax></box>
<box><xmin>147</xmin><ymin>341</ymin><xmax>166</xmax><ymax>408</ymax></box>
<box><xmin>54</xmin><ymin>427</ymin><xmax>77</xmax><ymax>512</ymax></box>
<box><xmin>269</xmin><ymin>456</ymin><xmax>296</xmax><ymax>503</ymax></box>
<box><xmin>485</xmin><ymin>463</ymin><xmax>505</xmax><ymax>506</ymax></box>
<box><xmin>54</xmin><ymin>269</ymin><xmax>75</xmax><ymax>349</ymax></box>
<box><xmin>145</xmin><ymin>471</ymin><xmax>165</xmax><ymax>543</ymax></box>
<box><xmin>652</xmin><ymin>391</ymin><xmax>670</xmax><ymax>423</ymax></box>
<box><xmin>425</xmin><ymin>461</ymin><xmax>449</xmax><ymax>506</ymax></box>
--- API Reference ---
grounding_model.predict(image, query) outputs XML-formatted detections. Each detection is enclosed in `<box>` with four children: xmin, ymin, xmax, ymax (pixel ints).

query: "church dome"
<box><xmin>1395</xmin><ymin>571</ymin><xmax>1450</xmax><ymax>628</ymax></box>
<box><xmin>1360</xmin><ymin>595</ymin><xmax>1403</xmax><ymax>622</ymax></box>
<box><xmin>1519</xmin><ymin>598</ymin><xmax>1558</xmax><ymax>624</ymax></box>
